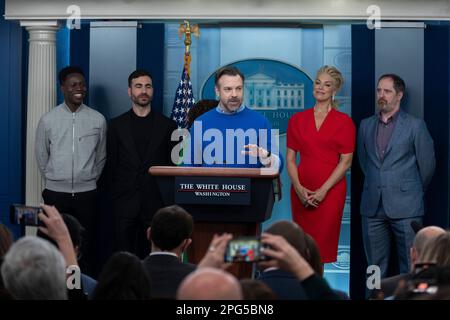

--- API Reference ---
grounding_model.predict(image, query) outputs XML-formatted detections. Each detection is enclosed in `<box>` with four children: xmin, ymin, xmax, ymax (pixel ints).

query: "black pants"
<box><xmin>42</xmin><ymin>189</ymin><xmax>98</xmax><ymax>277</ymax></box>
<box><xmin>116</xmin><ymin>214</ymin><xmax>151</xmax><ymax>259</ymax></box>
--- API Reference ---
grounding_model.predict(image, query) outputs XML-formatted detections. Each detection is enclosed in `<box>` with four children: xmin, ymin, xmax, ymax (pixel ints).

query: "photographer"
<box><xmin>37</xmin><ymin>211</ymin><xmax>97</xmax><ymax>299</ymax></box>
<box><xmin>38</xmin><ymin>204</ymin><xmax>78</xmax><ymax>268</ymax></box>
<box><xmin>197</xmin><ymin>233</ymin><xmax>233</xmax><ymax>269</ymax></box>
<box><xmin>374</xmin><ymin>226</ymin><xmax>446</xmax><ymax>299</ymax></box>
<box><xmin>1</xmin><ymin>204</ymin><xmax>76</xmax><ymax>301</ymax></box>
<box><xmin>259</xmin><ymin>233</ymin><xmax>341</xmax><ymax>300</ymax></box>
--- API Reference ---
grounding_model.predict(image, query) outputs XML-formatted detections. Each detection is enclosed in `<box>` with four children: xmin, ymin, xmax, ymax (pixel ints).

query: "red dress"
<box><xmin>287</xmin><ymin>108</ymin><xmax>355</xmax><ymax>263</ymax></box>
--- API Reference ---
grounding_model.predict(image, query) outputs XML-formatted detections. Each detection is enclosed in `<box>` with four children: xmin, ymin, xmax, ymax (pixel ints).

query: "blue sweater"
<box><xmin>185</xmin><ymin>107</ymin><xmax>281</xmax><ymax>168</ymax></box>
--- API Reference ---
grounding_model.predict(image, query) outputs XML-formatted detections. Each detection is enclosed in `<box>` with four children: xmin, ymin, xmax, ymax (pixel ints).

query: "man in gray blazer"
<box><xmin>357</xmin><ymin>74</ymin><xmax>435</xmax><ymax>279</ymax></box>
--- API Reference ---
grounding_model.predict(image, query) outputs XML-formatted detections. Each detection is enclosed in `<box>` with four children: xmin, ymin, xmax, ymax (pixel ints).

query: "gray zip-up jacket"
<box><xmin>35</xmin><ymin>103</ymin><xmax>107</xmax><ymax>193</ymax></box>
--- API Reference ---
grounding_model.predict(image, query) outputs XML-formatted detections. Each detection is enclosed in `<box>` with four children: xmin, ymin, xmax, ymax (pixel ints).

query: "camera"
<box><xmin>9</xmin><ymin>204</ymin><xmax>44</xmax><ymax>226</ymax></box>
<box><xmin>224</xmin><ymin>237</ymin><xmax>270</xmax><ymax>263</ymax></box>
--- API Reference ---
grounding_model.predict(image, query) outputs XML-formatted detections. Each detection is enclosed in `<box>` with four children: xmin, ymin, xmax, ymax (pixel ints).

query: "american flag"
<box><xmin>171</xmin><ymin>67</ymin><xmax>195</xmax><ymax>128</ymax></box>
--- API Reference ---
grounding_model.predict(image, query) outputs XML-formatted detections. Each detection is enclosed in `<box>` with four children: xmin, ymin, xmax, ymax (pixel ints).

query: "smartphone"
<box><xmin>224</xmin><ymin>237</ymin><xmax>269</xmax><ymax>263</ymax></box>
<box><xmin>9</xmin><ymin>204</ymin><xmax>43</xmax><ymax>226</ymax></box>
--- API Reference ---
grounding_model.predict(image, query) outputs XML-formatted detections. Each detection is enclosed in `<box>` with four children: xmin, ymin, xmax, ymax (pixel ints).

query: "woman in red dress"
<box><xmin>287</xmin><ymin>66</ymin><xmax>355</xmax><ymax>263</ymax></box>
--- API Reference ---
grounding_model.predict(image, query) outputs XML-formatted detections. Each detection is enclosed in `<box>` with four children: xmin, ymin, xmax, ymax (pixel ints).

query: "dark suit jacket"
<box><xmin>377</xmin><ymin>272</ymin><xmax>412</xmax><ymax>299</ymax></box>
<box><xmin>142</xmin><ymin>254</ymin><xmax>196</xmax><ymax>299</ymax></box>
<box><xmin>358</xmin><ymin>109</ymin><xmax>435</xmax><ymax>218</ymax></box>
<box><xmin>107</xmin><ymin>109</ymin><xmax>177</xmax><ymax>220</ymax></box>
<box><xmin>258</xmin><ymin>269</ymin><xmax>308</xmax><ymax>300</ymax></box>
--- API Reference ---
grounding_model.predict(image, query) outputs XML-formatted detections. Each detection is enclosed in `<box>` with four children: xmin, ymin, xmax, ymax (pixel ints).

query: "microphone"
<box><xmin>411</xmin><ymin>221</ymin><xmax>423</xmax><ymax>233</ymax></box>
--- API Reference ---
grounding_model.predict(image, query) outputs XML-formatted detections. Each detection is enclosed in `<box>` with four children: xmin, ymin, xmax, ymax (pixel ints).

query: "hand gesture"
<box><xmin>198</xmin><ymin>233</ymin><xmax>233</xmax><ymax>270</ymax></box>
<box><xmin>38</xmin><ymin>204</ymin><xmax>71</xmax><ymax>244</ymax></box>
<box><xmin>242</xmin><ymin>144</ymin><xmax>271</xmax><ymax>163</ymax></box>
<box><xmin>258</xmin><ymin>233</ymin><xmax>314</xmax><ymax>281</ymax></box>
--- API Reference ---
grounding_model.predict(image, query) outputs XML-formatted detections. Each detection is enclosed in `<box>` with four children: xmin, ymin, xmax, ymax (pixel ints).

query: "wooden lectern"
<box><xmin>149</xmin><ymin>166</ymin><xmax>280</xmax><ymax>278</ymax></box>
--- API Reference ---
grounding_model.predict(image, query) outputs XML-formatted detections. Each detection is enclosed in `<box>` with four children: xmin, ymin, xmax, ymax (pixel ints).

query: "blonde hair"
<box><xmin>316</xmin><ymin>65</ymin><xmax>344</xmax><ymax>109</ymax></box>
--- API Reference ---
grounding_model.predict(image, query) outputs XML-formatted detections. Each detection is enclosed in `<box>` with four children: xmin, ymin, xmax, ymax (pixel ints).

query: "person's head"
<box><xmin>376</xmin><ymin>74</ymin><xmax>405</xmax><ymax>115</ymax></box>
<box><xmin>304</xmin><ymin>233</ymin><xmax>324</xmax><ymax>276</ymax></box>
<box><xmin>147</xmin><ymin>205</ymin><xmax>193</xmax><ymax>256</ymax></box>
<box><xmin>92</xmin><ymin>251</ymin><xmax>152</xmax><ymax>300</ymax></box>
<box><xmin>1</xmin><ymin>236</ymin><xmax>67</xmax><ymax>300</ymax></box>
<box><xmin>186</xmin><ymin>99</ymin><xmax>219</xmax><ymax>128</ymax></box>
<box><xmin>36</xmin><ymin>213</ymin><xmax>85</xmax><ymax>259</ymax></box>
<box><xmin>0</xmin><ymin>224</ymin><xmax>13</xmax><ymax>258</ymax></box>
<box><xmin>411</xmin><ymin>226</ymin><xmax>446</xmax><ymax>269</ymax></box>
<box><xmin>264</xmin><ymin>220</ymin><xmax>309</xmax><ymax>265</ymax></box>
<box><xmin>128</xmin><ymin>69</ymin><xmax>154</xmax><ymax>109</ymax></box>
<box><xmin>214</xmin><ymin>66</ymin><xmax>245</xmax><ymax>113</ymax></box>
<box><xmin>419</xmin><ymin>231</ymin><xmax>450</xmax><ymax>268</ymax></box>
<box><xmin>239</xmin><ymin>279</ymin><xmax>277</xmax><ymax>300</ymax></box>
<box><xmin>177</xmin><ymin>267</ymin><xmax>243</xmax><ymax>300</ymax></box>
<box><xmin>59</xmin><ymin>66</ymin><xmax>86</xmax><ymax>109</ymax></box>
<box><xmin>314</xmin><ymin>65</ymin><xmax>344</xmax><ymax>109</ymax></box>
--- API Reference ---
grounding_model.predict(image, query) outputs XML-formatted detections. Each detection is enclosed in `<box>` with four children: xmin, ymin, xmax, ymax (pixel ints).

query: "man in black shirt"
<box><xmin>107</xmin><ymin>70</ymin><xmax>178</xmax><ymax>258</ymax></box>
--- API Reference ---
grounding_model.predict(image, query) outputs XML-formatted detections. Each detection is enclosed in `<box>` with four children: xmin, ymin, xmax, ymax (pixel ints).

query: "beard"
<box><xmin>132</xmin><ymin>94</ymin><xmax>151</xmax><ymax>107</ymax></box>
<box><xmin>377</xmin><ymin>98</ymin><xmax>387</xmax><ymax>107</ymax></box>
<box><xmin>377</xmin><ymin>98</ymin><xmax>397</xmax><ymax>114</ymax></box>
<box><xmin>224</xmin><ymin>98</ymin><xmax>241</xmax><ymax>110</ymax></box>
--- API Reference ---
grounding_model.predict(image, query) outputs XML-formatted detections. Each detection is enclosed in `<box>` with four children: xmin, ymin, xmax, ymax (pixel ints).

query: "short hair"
<box><xmin>0</xmin><ymin>224</ymin><xmax>13</xmax><ymax>257</ymax></box>
<box><xmin>265</xmin><ymin>220</ymin><xmax>309</xmax><ymax>258</ymax></box>
<box><xmin>1</xmin><ymin>236</ymin><xmax>67</xmax><ymax>300</ymax></box>
<box><xmin>239</xmin><ymin>279</ymin><xmax>277</xmax><ymax>300</ymax></box>
<box><xmin>150</xmin><ymin>205</ymin><xmax>193</xmax><ymax>251</ymax></box>
<box><xmin>215</xmin><ymin>66</ymin><xmax>245</xmax><ymax>86</ymax></box>
<box><xmin>186</xmin><ymin>99</ymin><xmax>219</xmax><ymax>128</ymax></box>
<box><xmin>412</xmin><ymin>226</ymin><xmax>446</xmax><ymax>258</ymax></box>
<box><xmin>92</xmin><ymin>251</ymin><xmax>152</xmax><ymax>300</ymax></box>
<box><xmin>37</xmin><ymin>214</ymin><xmax>85</xmax><ymax>250</ymax></box>
<box><xmin>128</xmin><ymin>69</ymin><xmax>153</xmax><ymax>87</ymax></box>
<box><xmin>177</xmin><ymin>267</ymin><xmax>243</xmax><ymax>300</ymax></box>
<box><xmin>378</xmin><ymin>73</ymin><xmax>406</xmax><ymax>94</ymax></box>
<box><xmin>58</xmin><ymin>66</ymin><xmax>85</xmax><ymax>85</ymax></box>
<box><xmin>421</xmin><ymin>232</ymin><xmax>450</xmax><ymax>267</ymax></box>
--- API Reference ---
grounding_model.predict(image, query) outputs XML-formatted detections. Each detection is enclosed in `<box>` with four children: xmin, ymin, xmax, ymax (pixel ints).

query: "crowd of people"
<box><xmin>1</xmin><ymin>204</ymin><xmax>449</xmax><ymax>300</ymax></box>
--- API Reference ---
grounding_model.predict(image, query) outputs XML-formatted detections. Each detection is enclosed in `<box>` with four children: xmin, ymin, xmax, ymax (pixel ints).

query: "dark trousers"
<box><xmin>42</xmin><ymin>189</ymin><xmax>98</xmax><ymax>277</ymax></box>
<box><xmin>362</xmin><ymin>200</ymin><xmax>421</xmax><ymax>279</ymax></box>
<box><xmin>116</xmin><ymin>214</ymin><xmax>151</xmax><ymax>259</ymax></box>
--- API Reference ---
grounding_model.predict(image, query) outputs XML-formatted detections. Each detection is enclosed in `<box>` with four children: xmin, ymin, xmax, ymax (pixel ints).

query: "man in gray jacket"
<box><xmin>358</xmin><ymin>74</ymin><xmax>435</xmax><ymax>279</ymax></box>
<box><xmin>35</xmin><ymin>66</ymin><xmax>106</xmax><ymax>276</ymax></box>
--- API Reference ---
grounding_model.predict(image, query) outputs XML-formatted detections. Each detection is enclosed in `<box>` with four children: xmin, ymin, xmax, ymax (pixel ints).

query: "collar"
<box><xmin>263</xmin><ymin>267</ymin><xmax>279</xmax><ymax>272</ymax></box>
<box><xmin>149</xmin><ymin>252</ymin><xmax>179</xmax><ymax>258</ymax></box>
<box><xmin>63</xmin><ymin>102</ymin><xmax>84</xmax><ymax>114</ymax></box>
<box><xmin>216</xmin><ymin>104</ymin><xmax>246</xmax><ymax>114</ymax></box>
<box><xmin>378</xmin><ymin>109</ymin><xmax>400</xmax><ymax>124</ymax></box>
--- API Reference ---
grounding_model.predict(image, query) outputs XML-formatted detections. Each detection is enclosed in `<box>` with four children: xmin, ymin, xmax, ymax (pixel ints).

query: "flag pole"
<box><xmin>178</xmin><ymin>20</ymin><xmax>200</xmax><ymax>77</ymax></box>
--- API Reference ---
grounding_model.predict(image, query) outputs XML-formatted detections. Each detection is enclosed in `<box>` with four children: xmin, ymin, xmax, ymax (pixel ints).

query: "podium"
<box><xmin>149</xmin><ymin>166</ymin><xmax>280</xmax><ymax>278</ymax></box>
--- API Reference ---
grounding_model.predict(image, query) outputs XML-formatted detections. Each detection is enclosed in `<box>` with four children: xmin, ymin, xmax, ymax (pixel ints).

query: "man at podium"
<box><xmin>156</xmin><ymin>66</ymin><xmax>282</xmax><ymax>278</ymax></box>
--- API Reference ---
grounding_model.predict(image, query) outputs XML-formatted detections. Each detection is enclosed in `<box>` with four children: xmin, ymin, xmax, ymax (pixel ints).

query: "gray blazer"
<box><xmin>357</xmin><ymin>109</ymin><xmax>435</xmax><ymax>218</ymax></box>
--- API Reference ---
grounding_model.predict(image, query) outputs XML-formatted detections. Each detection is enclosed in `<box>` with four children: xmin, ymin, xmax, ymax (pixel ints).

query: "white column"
<box><xmin>21</xmin><ymin>21</ymin><xmax>59</xmax><ymax>206</ymax></box>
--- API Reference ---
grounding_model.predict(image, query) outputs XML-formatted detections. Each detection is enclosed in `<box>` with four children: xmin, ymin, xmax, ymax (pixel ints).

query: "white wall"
<box><xmin>5</xmin><ymin>0</ymin><xmax>450</xmax><ymax>21</ymax></box>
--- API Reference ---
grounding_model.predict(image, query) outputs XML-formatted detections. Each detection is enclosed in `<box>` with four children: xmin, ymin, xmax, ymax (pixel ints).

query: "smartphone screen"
<box><xmin>224</xmin><ymin>237</ymin><xmax>266</xmax><ymax>263</ymax></box>
<box><xmin>9</xmin><ymin>204</ymin><xmax>43</xmax><ymax>226</ymax></box>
